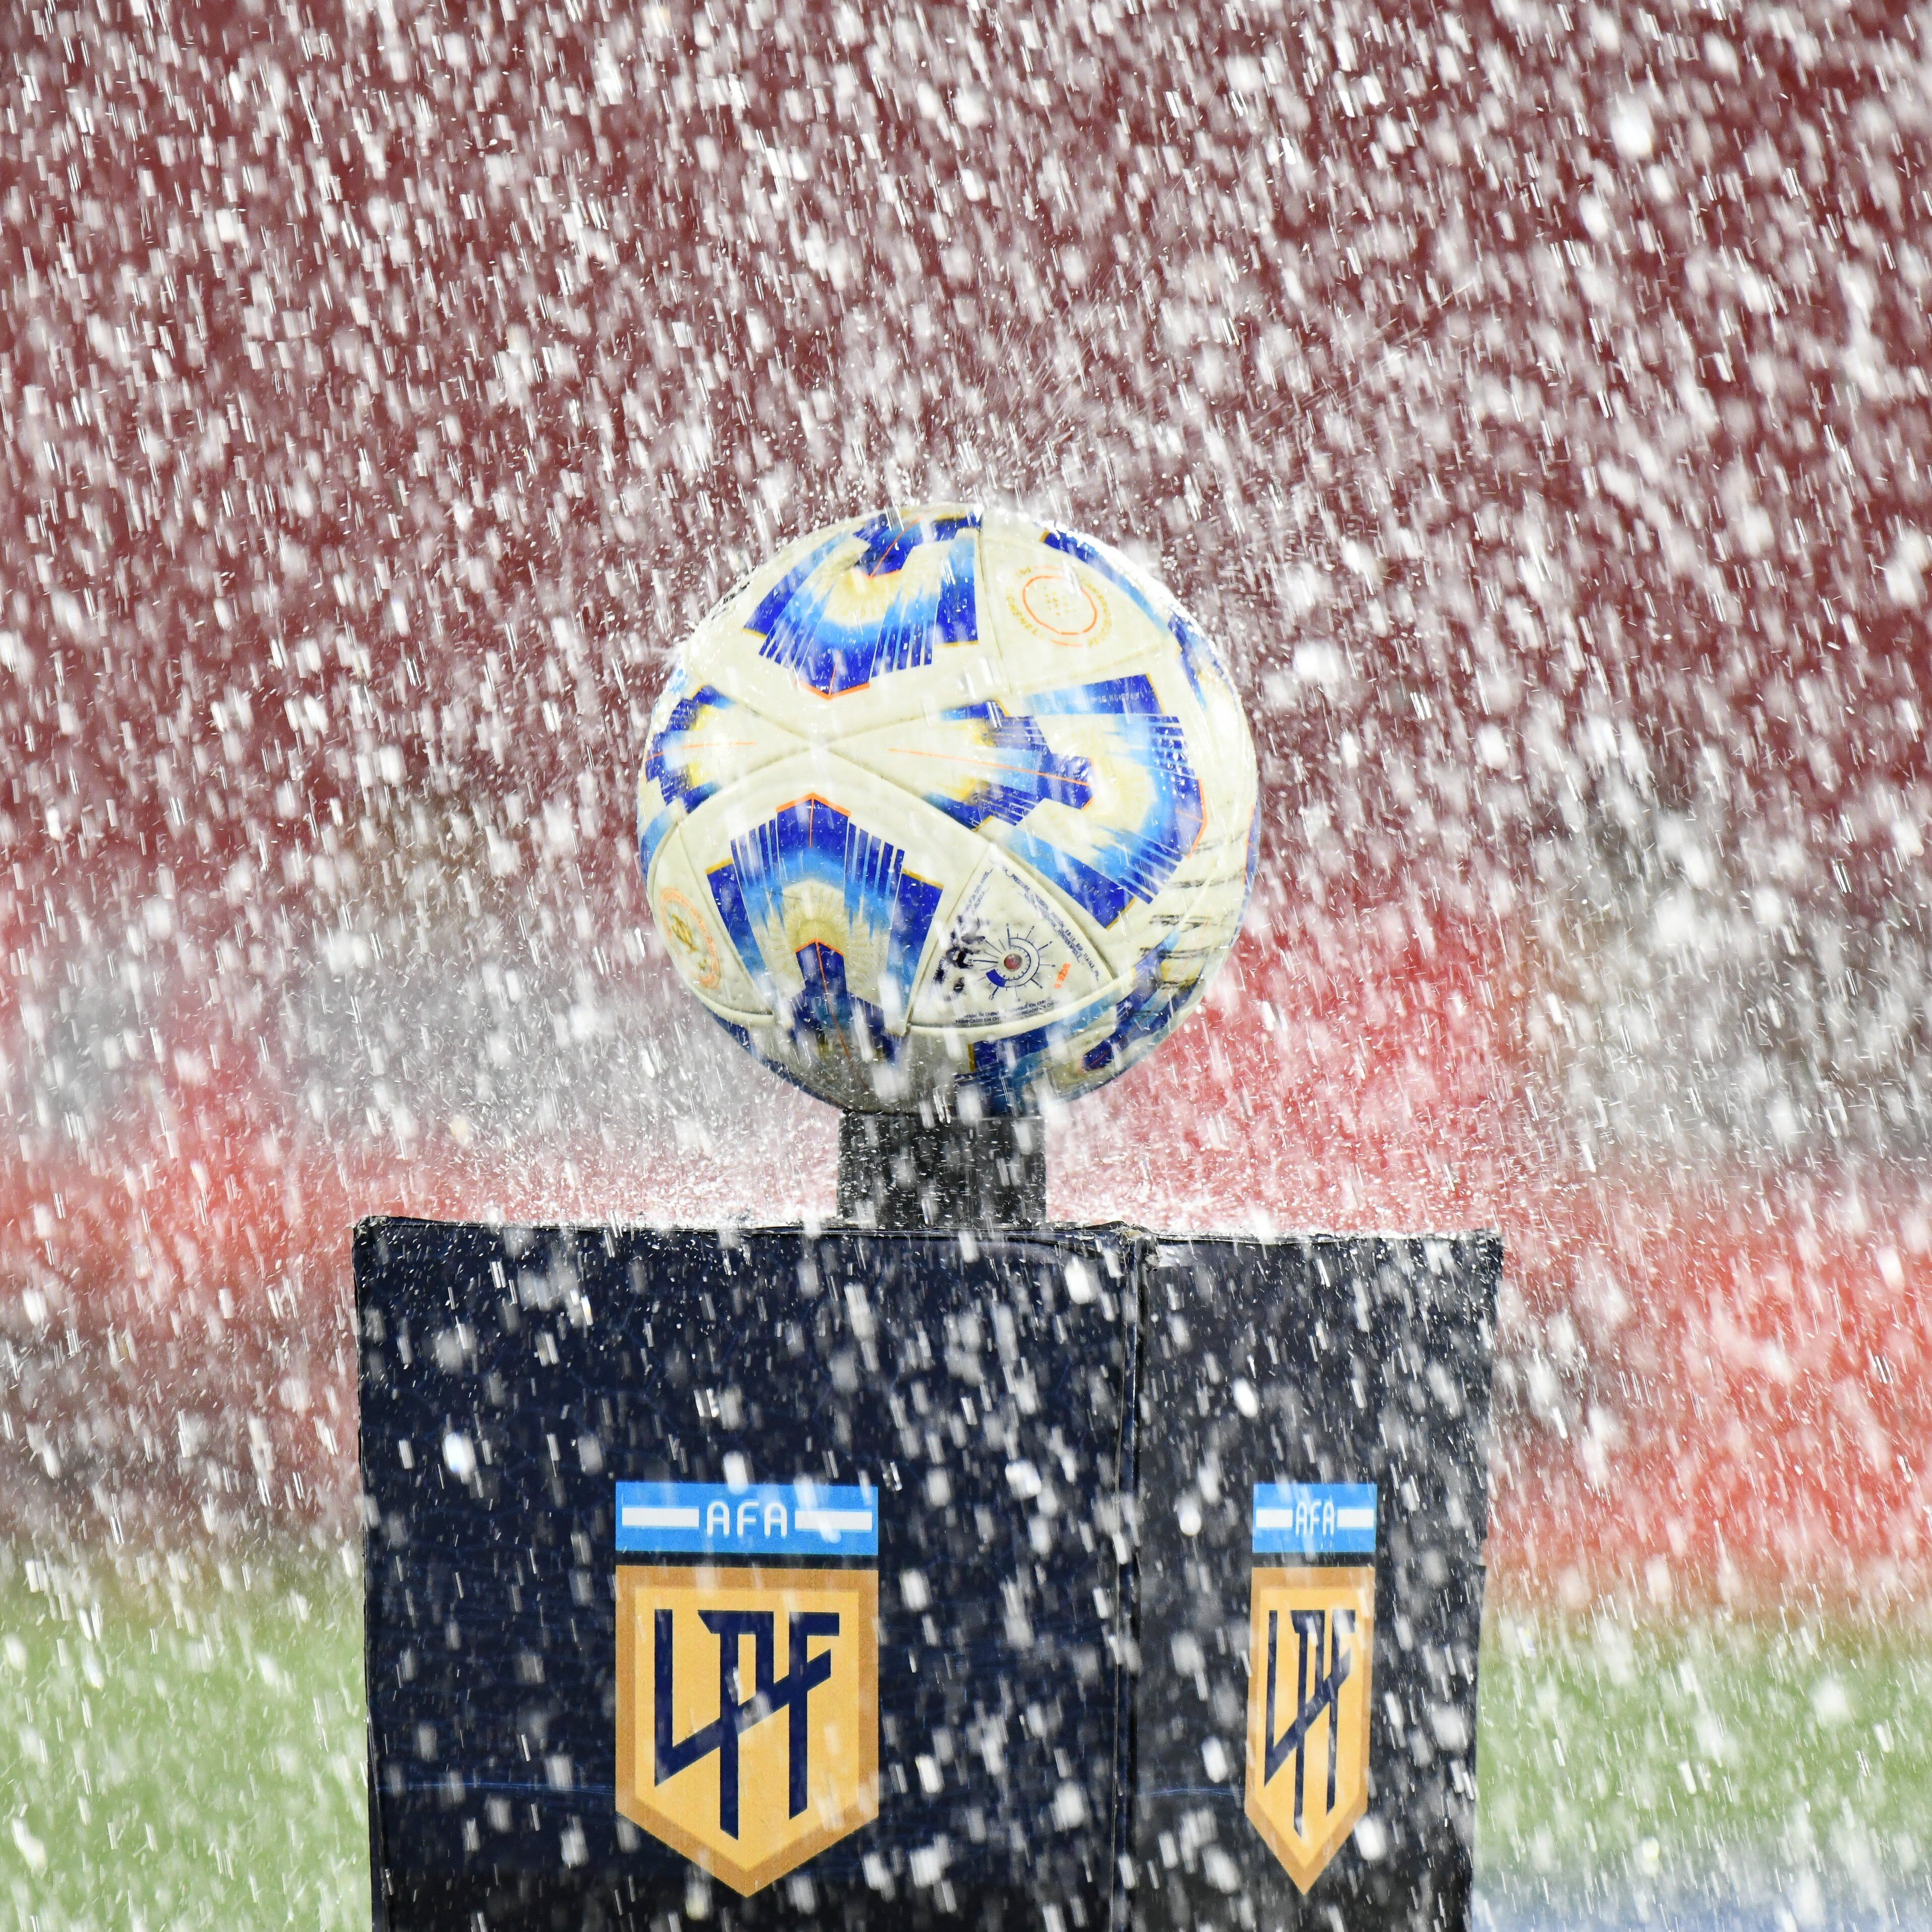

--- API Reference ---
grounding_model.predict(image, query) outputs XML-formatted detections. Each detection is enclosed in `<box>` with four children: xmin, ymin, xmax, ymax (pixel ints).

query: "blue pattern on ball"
<box><xmin>750</xmin><ymin>510</ymin><xmax>980</xmax><ymax>696</ymax></box>
<box><xmin>1009</xmin><ymin>678</ymin><xmax>1203</xmax><ymax>928</ymax></box>
<box><xmin>707</xmin><ymin>796</ymin><xmax>942</xmax><ymax>1045</ymax></box>
<box><xmin>924</xmin><ymin>702</ymin><xmax>1094</xmax><ymax>830</ymax></box>
<box><xmin>639</xmin><ymin>678</ymin><xmax>733</xmax><ymax>868</ymax></box>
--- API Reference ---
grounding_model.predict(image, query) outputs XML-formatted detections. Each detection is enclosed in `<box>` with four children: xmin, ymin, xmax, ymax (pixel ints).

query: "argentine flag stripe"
<box><xmin>620</xmin><ymin>1505</ymin><xmax>701</xmax><ymax>1530</ymax></box>
<box><xmin>794</xmin><ymin>1508</ymin><xmax>875</xmax><ymax>1535</ymax></box>
<box><xmin>1253</xmin><ymin>1481</ymin><xmax>1378</xmax><ymax>1556</ymax></box>
<box><xmin>614</xmin><ymin>1481</ymin><xmax>878</xmax><ymax>1557</ymax></box>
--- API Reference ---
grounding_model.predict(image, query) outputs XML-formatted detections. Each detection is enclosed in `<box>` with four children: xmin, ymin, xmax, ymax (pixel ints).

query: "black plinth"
<box><xmin>357</xmin><ymin>1219</ymin><xmax>1499</xmax><ymax>1931</ymax></box>
<box><xmin>836</xmin><ymin>1110</ymin><xmax>1047</xmax><ymax>1226</ymax></box>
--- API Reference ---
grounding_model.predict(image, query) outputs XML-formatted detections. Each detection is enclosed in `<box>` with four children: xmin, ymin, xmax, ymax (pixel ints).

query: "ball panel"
<box><xmin>670</xmin><ymin>749</ymin><xmax>989</xmax><ymax>1042</ymax></box>
<box><xmin>830</xmin><ymin>666</ymin><xmax>1236</xmax><ymax>981</ymax></box>
<box><xmin>1093</xmin><ymin>826</ymin><xmax>1255</xmax><ymax>1014</ymax></box>
<box><xmin>644</xmin><ymin>817</ymin><xmax>770</xmax><ymax>1018</ymax></box>
<box><xmin>1039</xmin><ymin>523</ymin><xmax>1245</xmax><ymax>720</ymax></box>
<box><xmin>906</xmin><ymin>843</ymin><xmax>1114</xmax><ymax>1035</ymax></box>
<box><xmin>976</xmin><ymin>515</ymin><xmax>1181</xmax><ymax>700</ymax></box>
<box><xmin>942</xmin><ymin>918</ymin><xmax>1226</xmax><ymax>1115</ymax></box>
<box><xmin>637</xmin><ymin>669</ymin><xmax>809</xmax><ymax>878</ymax></box>
<box><xmin>675</xmin><ymin>506</ymin><xmax>1005</xmax><ymax>738</ymax></box>
<box><xmin>996</xmin><ymin>676</ymin><xmax>1212</xmax><ymax>965</ymax></box>
<box><xmin>1171</xmin><ymin>610</ymin><xmax>1259</xmax><ymax>831</ymax></box>
<box><xmin>975</xmin><ymin>515</ymin><xmax>1257</xmax><ymax>972</ymax></box>
<box><xmin>749</xmin><ymin>507</ymin><xmax>977</xmax><ymax>695</ymax></box>
<box><xmin>831</xmin><ymin>705</ymin><xmax>1116</xmax><ymax>959</ymax></box>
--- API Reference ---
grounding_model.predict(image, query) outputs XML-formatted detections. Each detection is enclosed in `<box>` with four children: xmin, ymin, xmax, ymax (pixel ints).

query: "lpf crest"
<box><xmin>613</xmin><ymin>1482</ymin><xmax>880</xmax><ymax>1895</ymax></box>
<box><xmin>1244</xmin><ymin>1483</ymin><xmax>1378</xmax><ymax>1892</ymax></box>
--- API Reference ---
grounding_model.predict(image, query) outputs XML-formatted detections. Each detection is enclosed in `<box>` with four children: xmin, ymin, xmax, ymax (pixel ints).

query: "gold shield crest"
<box><xmin>615</xmin><ymin>1565</ymin><xmax>879</xmax><ymax>1896</ymax></box>
<box><xmin>1244</xmin><ymin>1565</ymin><xmax>1376</xmax><ymax>1892</ymax></box>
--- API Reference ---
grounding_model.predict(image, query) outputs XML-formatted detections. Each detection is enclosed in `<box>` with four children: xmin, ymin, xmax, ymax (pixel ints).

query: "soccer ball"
<box><xmin>637</xmin><ymin>504</ymin><xmax>1259</xmax><ymax>1116</ymax></box>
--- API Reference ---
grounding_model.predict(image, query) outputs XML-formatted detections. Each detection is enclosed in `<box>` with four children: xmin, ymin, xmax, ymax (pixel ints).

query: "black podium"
<box><xmin>357</xmin><ymin>1218</ymin><xmax>1498</xmax><ymax>1930</ymax></box>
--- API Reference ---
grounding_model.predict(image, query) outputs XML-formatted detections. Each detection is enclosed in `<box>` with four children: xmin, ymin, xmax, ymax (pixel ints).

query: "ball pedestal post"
<box><xmin>836</xmin><ymin>1110</ymin><xmax>1047</xmax><ymax>1227</ymax></box>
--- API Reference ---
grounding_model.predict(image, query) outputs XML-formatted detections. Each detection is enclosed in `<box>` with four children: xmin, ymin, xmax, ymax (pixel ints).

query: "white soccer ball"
<box><xmin>637</xmin><ymin>504</ymin><xmax>1259</xmax><ymax>1115</ymax></box>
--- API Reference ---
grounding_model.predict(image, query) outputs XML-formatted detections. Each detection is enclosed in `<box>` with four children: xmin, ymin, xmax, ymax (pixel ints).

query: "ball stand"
<box><xmin>358</xmin><ymin>1148</ymin><xmax>1497</xmax><ymax>1930</ymax></box>
<box><xmin>836</xmin><ymin>1110</ymin><xmax>1048</xmax><ymax>1228</ymax></box>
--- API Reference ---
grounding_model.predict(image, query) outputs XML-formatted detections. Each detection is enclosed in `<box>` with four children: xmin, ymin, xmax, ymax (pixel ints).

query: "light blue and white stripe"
<box><xmin>1253</xmin><ymin>1482</ymin><xmax>1377</xmax><ymax>1556</ymax></box>
<box><xmin>615</xmin><ymin>1481</ymin><xmax>878</xmax><ymax>1557</ymax></box>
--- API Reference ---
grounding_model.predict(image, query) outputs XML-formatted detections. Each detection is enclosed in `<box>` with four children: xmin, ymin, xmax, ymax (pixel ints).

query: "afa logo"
<box><xmin>613</xmin><ymin>1482</ymin><xmax>880</xmax><ymax>1896</ymax></box>
<box><xmin>1244</xmin><ymin>1484</ymin><xmax>1378</xmax><ymax>1893</ymax></box>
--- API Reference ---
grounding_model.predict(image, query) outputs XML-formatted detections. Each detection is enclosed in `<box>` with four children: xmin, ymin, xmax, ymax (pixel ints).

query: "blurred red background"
<box><xmin>2</xmin><ymin>0</ymin><xmax>1926</xmax><ymax>1604</ymax></box>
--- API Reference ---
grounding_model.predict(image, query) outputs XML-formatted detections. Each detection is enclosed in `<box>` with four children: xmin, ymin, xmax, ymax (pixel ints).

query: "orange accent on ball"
<box><xmin>1019</xmin><ymin>569</ymin><xmax>1104</xmax><ymax>640</ymax></box>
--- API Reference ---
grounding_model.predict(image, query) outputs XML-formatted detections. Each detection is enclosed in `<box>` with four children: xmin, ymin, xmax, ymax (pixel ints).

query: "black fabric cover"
<box><xmin>357</xmin><ymin>1219</ymin><xmax>1498</xmax><ymax>1931</ymax></box>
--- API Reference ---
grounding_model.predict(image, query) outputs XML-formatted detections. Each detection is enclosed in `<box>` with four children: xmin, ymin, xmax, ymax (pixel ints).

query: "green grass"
<box><xmin>1476</xmin><ymin>1607</ymin><xmax>1932</xmax><ymax>1900</ymax></box>
<box><xmin>2</xmin><ymin>1555</ymin><xmax>1927</xmax><ymax>1924</ymax></box>
<box><xmin>0</xmin><ymin>1549</ymin><xmax>368</xmax><ymax>1932</ymax></box>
